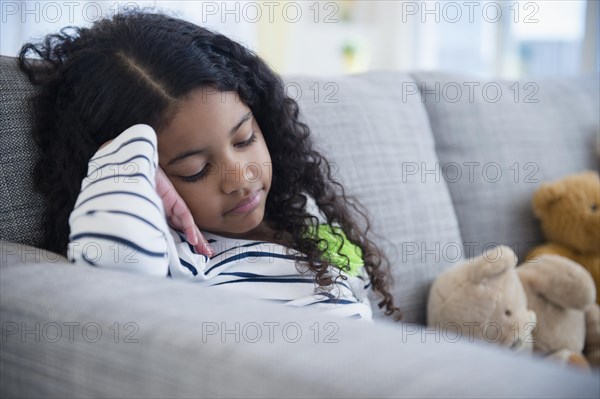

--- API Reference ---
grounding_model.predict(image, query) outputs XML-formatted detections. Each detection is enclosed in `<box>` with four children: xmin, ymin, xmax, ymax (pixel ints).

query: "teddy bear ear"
<box><xmin>468</xmin><ymin>245</ymin><xmax>517</xmax><ymax>284</ymax></box>
<box><xmin>532</xmin><ymin>182</ymin><xmax>565</xmax><ymax>218</ymax></box>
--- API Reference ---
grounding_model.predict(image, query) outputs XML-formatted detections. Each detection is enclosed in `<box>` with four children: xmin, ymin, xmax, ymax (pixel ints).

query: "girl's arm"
<box><xmin>67</xmin><ymin>124</ymin><xmax>209</xmax><ymax>275</ymax></box>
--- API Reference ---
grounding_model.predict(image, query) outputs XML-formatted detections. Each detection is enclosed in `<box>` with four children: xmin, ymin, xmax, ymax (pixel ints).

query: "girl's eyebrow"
<box><xmin>166</xmin><ymin>111</ymin><xmax>253</xmax><ymax>166</ymax></box>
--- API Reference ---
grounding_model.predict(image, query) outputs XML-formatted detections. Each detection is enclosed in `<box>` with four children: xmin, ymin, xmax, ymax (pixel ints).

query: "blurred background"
<box><xmin>1</xmin><ymin>0</ymin><xmax>598</xmax><ymax>78</ymax></box>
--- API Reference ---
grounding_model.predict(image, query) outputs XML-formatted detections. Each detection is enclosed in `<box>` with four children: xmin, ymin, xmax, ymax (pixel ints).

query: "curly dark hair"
<box><xmin>18</xmin><ymin>11</ymin><xmax>401</xmax><ymax>320</ymax></box>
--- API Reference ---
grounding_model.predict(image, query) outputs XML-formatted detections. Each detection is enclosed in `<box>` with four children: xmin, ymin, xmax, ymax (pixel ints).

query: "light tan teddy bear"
<box><xmin>526</xmin><ymin>171</ymin><xmax>600</xmax><ymax>304</ymax></box>
<box><xmin>427</xmin><ymin>245</ymin><xmax>536</xmax><ymax>353</ymax></box>
<box><xmin>428</xmin><ymin>244</ymin><xmax>600</xmax><ymax>368</ymax></box>
<box><xmin>517</xmin><ymin>254</ymin><xmax>599</xmax><ymax>368</ymax></box>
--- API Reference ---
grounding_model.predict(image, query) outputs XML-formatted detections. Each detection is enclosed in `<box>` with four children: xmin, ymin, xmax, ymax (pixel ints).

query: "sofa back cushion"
<box><xmin>413</xmin><ymin>72</ymin><xmax>600</xmax><ymax>261</ymax></box>
<box><xmin>286</xmin><ymin>72</ymin><xmax>463</xmax><ymax>323</ymax></box>
<box><xmin>0</xmin><ymin>56</ymin><xmax>45</xmax><ymax>248</ymax></box>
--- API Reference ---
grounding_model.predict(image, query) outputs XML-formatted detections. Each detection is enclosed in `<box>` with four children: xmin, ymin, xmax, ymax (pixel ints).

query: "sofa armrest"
<box><xmin>1</xmin><ymin>250</ymin><xmax>598</xmax><ymax>398</ymax></box>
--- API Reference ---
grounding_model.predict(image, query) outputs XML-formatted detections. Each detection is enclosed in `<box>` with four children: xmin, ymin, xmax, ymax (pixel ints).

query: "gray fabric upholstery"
<box><xmin>0</xmin><ymin>55</ymin><xmax>45</xmax><ymax>248</ymax></box>
<box><xmin>287</xmin><ymin>72</ymin><xmax>463</xmax><ymax>323</ymax></box>
<box><xmin>412</xmin><ymin>71</ymin><xmax>600</xmax><ymax>261</ymax></box>
<box><xmin>2</xmin><ymin>241</ymin><xmax>598</xmax><ymax>398</ymax></box>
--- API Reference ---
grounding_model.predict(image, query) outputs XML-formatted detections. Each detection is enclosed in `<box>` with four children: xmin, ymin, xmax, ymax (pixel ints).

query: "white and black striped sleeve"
<box><xmin>67</xmin><ymin>124</ymin><xmax>172</xmax><ymax>276</ymax></box>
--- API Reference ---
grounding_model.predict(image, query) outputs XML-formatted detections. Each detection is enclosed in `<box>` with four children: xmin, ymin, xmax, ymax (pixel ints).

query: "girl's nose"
<box><xmin>219</xmin><ymin>158</ymin><xmax>255</xmax><ymax>194</ymax></box>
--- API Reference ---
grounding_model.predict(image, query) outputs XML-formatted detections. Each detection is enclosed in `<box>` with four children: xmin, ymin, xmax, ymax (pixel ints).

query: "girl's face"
<box><xmin>157</xmin><ymin>88</ymin><xmax>272</xmax><ymax>239</ymax></box>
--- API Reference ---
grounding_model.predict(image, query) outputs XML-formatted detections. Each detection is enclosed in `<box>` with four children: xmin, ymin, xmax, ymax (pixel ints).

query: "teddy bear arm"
<box><xmin>520</xmin><ymin>255</ymin><xmax>595</xmax><ymax>310</ymax></box>
<box><xmin>527</xmin><ymin>245</ymin><xmax>599</xmax><ymax>305</ymax></box>
<box><xmin>574</xmin><ymin>256</ymin><xmax>600</xmax><ymax>304</ymax></box>
<box><xmin>584</xmin><ymin>303</ymin><xmax>600</xmax><ymax>367</ymax></box>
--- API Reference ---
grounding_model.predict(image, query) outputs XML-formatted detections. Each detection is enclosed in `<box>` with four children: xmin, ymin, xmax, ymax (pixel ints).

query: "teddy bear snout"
<box><xmin>508</xmin><ymin>310</ymin><xmax>537</xmax><ymax>352</ymax></box>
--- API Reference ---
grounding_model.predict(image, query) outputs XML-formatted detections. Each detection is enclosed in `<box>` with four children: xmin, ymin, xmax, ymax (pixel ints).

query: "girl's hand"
<box><xmin>99</xmin><ymin>139</ymin><xmax>213</xmax><ymax>257</ymax></box>
<box><xmin>155</xmin><ymin>165</ymin><xmax>214</xmax><ymax>257</ymax></box>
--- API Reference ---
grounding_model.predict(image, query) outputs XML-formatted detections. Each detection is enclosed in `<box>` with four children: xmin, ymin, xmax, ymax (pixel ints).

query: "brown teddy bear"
<box><xmin>526</xmin><ymin>171</ymin><xmax>600</xmax><ymax>304</ymax></box>
<box><xmin>517</xmin><ymin>254</ymin><xmax>600</xmax><ymax>368</ymax></box>
<box><xmin>427</xmin><ymin>246</ymin><xmax>537</xmax><ymax>353</ymax></box>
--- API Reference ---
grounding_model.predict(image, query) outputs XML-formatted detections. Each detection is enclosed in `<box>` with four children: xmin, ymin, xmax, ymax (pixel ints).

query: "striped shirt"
<box><xmin>67</xmin><ymin>124</ymin><xmax>373</xmax><ymax>321</ymax></box>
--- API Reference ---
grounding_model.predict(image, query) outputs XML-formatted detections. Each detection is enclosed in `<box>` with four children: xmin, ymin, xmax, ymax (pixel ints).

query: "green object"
<box><xmin>342</xmin><ymin>42</ymin><xmax>356</xmax><ymax>57</ymax></box>
<box><xmin>304</xmin><ymin>224</ymin><xmax>364</xmax><ymax>277</ymax></box>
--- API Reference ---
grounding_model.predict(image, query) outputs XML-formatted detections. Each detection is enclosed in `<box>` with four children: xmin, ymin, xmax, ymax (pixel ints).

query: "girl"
<box><xmin>18</xmin><ymin>11</ymin><xmax>401</xmax><ymax>322</ymax></box>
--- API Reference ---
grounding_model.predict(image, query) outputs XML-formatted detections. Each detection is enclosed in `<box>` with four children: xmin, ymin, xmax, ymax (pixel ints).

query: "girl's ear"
<box><xmin>532</xmin><ymin>182</ymin><xmax>565</xmax><ymax>219</ymax></box>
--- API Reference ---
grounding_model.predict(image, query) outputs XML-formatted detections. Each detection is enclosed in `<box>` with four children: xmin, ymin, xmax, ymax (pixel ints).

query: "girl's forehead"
<box><xmin>157</xmin><ymin>89</ymin><xmax>253</xmax><ymax>154</ymax></box>
<box><xmin>184</xmin><ymin>87</ymin><xmax>242</xmax><ymax>104</ymax></box>
<box><xmin>175</xmin><ymin>87</ymin><xmax>249</xmax><ymax>117</ymax></box>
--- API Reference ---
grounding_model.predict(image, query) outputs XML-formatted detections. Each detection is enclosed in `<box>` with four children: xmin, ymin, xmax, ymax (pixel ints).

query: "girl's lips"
<box><xmin>226</xmin><ymin>190</ymin><xmax>262</xmax><ymax>215</ymax></box>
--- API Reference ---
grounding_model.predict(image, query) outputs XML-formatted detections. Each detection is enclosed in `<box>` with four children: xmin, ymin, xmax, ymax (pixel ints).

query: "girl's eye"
<box><xmin>182</xmin><ymin>132</ymin><xmax>256</xmax><ymax>183</ymax></box>
<box><xmin>182</xmin><ymin>164</ymin><xmax>209</xmax><ymax>183</ymax></box>
<box><xmin>235</xmin><ymin>131</ymin><xmax>257</xmax><ymax>148</ymax></box>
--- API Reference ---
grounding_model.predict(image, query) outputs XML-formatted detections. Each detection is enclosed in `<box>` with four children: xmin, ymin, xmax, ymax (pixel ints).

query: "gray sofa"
<box><xmin>1</xmin><ymin>54</ymin><xmax>599</xmax><ymax>397</ymax></box>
